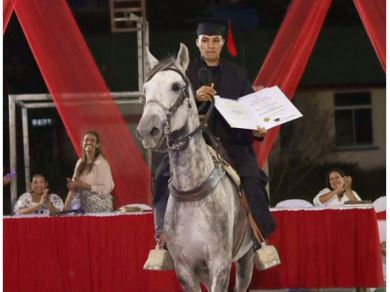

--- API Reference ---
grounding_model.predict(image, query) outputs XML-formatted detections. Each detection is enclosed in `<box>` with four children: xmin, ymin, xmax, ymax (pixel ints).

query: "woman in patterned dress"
<box><xmin>64</xmin><ymin>130</ymin><xmax>114</xmax><ymax>213</ymax></box>
<box><xmin>14</xmin><ymin>174</ymin><xmax>64</xmax><ymax>215</ymax></box>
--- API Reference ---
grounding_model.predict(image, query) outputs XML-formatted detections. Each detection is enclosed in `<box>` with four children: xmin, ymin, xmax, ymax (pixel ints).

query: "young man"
<box><xmin>147</xmin><ymin>19</ymin><xmax>276</xmax><ymax>270</ymax></box>
<box><xmin>186</xmin><ymin>19</ymin><xmax>276</xmax><ymax>241</ymax></box>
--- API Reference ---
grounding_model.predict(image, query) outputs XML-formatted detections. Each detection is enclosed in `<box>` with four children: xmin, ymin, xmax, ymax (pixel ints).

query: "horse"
<box><xmin>136</xmin><ymin>43</ymin><xmax>254</xmax><ymax>292</ymax></box>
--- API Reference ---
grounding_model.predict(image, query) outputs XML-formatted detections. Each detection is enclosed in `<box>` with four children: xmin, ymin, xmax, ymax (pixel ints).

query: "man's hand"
<box><xmin>253</xmin><ymin>126</ymin><xmax>267</xmax><ymax>140</ymax></box>
<box><xmin>195</xmin><ymin>84</ymin><xmax>216</xmax><ymax>101</ymax></box>
<box><xmin>3</xmin><ymin>176</ymin><xmax>12</xmax><ymax>186</ymax></box>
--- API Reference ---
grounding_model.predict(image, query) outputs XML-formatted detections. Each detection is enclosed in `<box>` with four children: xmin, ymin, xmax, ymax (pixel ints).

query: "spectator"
<box><xmin>64</xmin><ymin>130</ymin><xmax>114</xmax><ymax>213</ymax></box>
<box><xmin>14</xmin><ymin>174</ymin><xmax>64</xmax><ymax>215</ymax></box>
<box><xmin>313</xmin><ymin>168</ymin><xmax>361</xmax><ymax>207</ymax></box>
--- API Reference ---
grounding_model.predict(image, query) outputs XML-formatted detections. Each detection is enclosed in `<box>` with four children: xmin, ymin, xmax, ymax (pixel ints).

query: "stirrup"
<box><xmin>143</xmin><ymin>245</ymin><xmax>174</xmax><ymax>271</ymax></box>
<box><xmin>253</xmin><ymin>243</ymin><xmax>281</xmax><ymax>271</ymax></box>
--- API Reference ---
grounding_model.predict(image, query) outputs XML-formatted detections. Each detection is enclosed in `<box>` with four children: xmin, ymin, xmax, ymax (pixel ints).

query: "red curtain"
<box><xmin>353</xmin><ymin>0</ymin><xmax>386</xmax><ymax>72</ymax></box>
<box><xmin>252</xmin><ymin>0</ymin><xmax>332</xmax><ymax>167</ymax></box>
<box><xmin>4</xmin><ymin>210</ymin><xmax>383</xmax><ymax>291</ymax></box>
<box><xmin>14</xmin><ymin>0</ymin><xmax>151</xmax><ymax>207</ymax></box>
<box><xmin>3</xmin><ymin>0</ymin><xmax>17</xmax><ymax>33</ymax></box>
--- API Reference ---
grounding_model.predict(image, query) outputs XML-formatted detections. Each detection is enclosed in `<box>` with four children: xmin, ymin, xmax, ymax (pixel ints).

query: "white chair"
<box><xmin>373</xmin><ymin>196</ymin><xmax>386</xmax><ymax>212</ymax></box>
<box><xmin>275</xmin><ymin>199</ymin><xmax>314</xmax><ymax>208</ymax></box>
<box><xmin>373</xmin><ymin>196</ymin><xmax>386</xmax><ymax>280</ymax></box>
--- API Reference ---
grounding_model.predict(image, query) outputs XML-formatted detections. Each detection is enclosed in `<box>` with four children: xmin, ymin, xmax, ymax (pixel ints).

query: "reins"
<box><xmin>142</xmin><ymin>62</ymin><xmax>223</xmax><ymax>202</ymax></box>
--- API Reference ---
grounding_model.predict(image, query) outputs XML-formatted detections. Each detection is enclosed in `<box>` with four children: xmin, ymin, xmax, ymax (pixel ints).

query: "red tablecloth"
<box><xmin>4</xmin><ymin>208</ymin><xmax>383</xmax><ymax>292</ymax></box>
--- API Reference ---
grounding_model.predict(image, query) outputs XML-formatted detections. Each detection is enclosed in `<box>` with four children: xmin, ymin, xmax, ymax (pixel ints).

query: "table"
<box><xmin>4</xmin><ymin>207</ymin><xmax>383</xmax><ymax>291</ymax></box>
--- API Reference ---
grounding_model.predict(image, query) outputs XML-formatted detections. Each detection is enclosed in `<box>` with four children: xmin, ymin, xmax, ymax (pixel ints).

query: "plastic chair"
<box><xmin>373</xmin><ymin>196</ymin><xmax>386</xmax><ymax>212</ymax></box>
<box><xmin>373</xmin><ymin>196</ymin><xmax>386</xmax><ymax>243</ymax></box>
<box><xmin>275</xmin><ymin>199</ymin><xmax>314</xmax><ymax>208</ymax></box>
<box><xmin>373</xmin><ymin>196</ymin><xmax>386</xmax><ymax>281</ymax></box>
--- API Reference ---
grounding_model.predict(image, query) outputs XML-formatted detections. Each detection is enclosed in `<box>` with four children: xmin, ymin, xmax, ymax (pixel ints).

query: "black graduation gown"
<box><xmin>186</xmin><ymin>57</ymin><xmax>276</xmax><ymax>238</ymax></box>
<box><xmin>186</xmin><ymin>57</ymin><xmax>262</xmax><ymax>178</ymax></box>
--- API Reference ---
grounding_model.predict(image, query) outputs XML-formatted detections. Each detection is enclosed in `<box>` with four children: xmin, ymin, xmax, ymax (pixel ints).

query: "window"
<box><xmin>334</xmin><ymin>91</ymin><xmax>373</xmax><ymax>148</ymax></box>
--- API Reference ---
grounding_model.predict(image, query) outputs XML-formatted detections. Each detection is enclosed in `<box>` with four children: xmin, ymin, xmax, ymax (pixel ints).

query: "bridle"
<box><xmin>140</xmin><ymin>61</ymin><xmax>224</xmax><ymax>203</ymax></box>
<box><xmin>141</xmin><ymin>62</ymin><xmax>214</xmax><ymax>152</ymax></box>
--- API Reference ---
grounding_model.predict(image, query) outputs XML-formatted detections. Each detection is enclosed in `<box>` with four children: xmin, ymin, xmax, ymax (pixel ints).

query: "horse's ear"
<box><xmin>176</xmin><ymin>43</ymin><xmax>189</xmax><ymax>71</ymax></box>
<box><xmin>145</xmin><ymin>46</ymin><xmax>159</xmax><ymax>71</ymax></box>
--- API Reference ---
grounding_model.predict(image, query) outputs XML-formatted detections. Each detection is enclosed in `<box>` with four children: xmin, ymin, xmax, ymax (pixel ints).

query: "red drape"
<box><xmin>353</xmin><ymin>0</ymin><xmax>386</xmax><ymax>72</ymax></box>
<box><xmin>4</xmin><ymin>209</ymin><xmax>383</xmax><ymax>291</ymax></box>
<box><xmin>376</xmin><ymin>211</ymin><xmax>386</xmax><ymax>220</ymax></box>
<box><xmin>251</xmin><ymin>208</ymin><xmax>383</xmax><ymax>289</ymax></box>
<box><xmin>14</xmin><ymin>0</ymin><xmax>151</xmax><ymax>207</ymax></box>
<box><xmin>3</xmin><ymin>214</ymin><xmax>180</xmax><ymax>292</ymax></box>
<box><xmin>252</xmin><ymin>0</ymin><xmax>332</xmax><ymax>167</ymax></box>
<box><xmin>3</xmin><ymin>0</ymin><xmax>17</xmax><ymax>33</ymax></box>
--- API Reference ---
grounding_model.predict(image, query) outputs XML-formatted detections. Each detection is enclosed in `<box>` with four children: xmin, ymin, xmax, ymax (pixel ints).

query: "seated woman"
<box><xmin>64</xmin><ymin>130</ymin><xmax>114</xmax><ymax>213</ymax></box>
<box><xmin>14</xmin><ymin>174</ymin><xmax>64</xmax><ymax>215</ymax></box>
<box><xmin>313</xmin><ymin>168</ymin><xmax>361</xmax><ymax>207</ymax></box>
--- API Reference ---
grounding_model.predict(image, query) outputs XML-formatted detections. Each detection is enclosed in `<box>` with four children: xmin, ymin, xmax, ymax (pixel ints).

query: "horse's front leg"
<box><xmin>210</xmin><ymin>261</ymin><xmax>232</xmax><ymax>292</ymax></box>
<box><xmin>174</xmin><ymin>264</ymin><xmax>201</xmax><ymax>292</ymax></box>
<box><xmin>234</xmin><ymin>248</ymin><xmax>254</xmax><ymax>292</ymax></box>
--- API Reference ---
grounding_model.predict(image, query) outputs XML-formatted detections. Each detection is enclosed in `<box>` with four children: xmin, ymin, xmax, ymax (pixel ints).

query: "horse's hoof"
<box><xmin>143</xmin><ymin>247</ymin><xmax>174</xmax><ymax>271</ymax></box>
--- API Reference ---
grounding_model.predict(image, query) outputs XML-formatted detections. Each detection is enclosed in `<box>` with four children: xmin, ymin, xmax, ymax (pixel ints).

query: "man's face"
<box><xmin>196</xmin><ymin>35</ymin><xmax>225</xmax><ymax>64</ymax></box>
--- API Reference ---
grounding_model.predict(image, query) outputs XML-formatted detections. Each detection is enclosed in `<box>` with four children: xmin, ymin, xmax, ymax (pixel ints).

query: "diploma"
<box><xmin>214</xmin><ymin>86</ymin><xmax>303</xmax><ymax>130</ymax></box>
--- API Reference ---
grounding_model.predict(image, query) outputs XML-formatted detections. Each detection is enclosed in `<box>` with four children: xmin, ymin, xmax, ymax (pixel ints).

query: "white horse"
<box><xmin>137</xmin><ymin>43</ymin><xmax>254</xmax><ymax>292</ymax></box>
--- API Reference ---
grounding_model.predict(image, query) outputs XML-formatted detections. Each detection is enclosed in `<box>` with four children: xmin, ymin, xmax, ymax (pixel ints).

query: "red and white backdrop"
<box><xmin>3</xmin><ymin>0</ymin><xmax>385</xmax><ymax>204</ymax></box>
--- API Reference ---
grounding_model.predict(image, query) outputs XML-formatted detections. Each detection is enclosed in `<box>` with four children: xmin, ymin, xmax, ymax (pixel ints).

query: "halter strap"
<box><xmin>143</xmin><ymin>63</ymin><xmax>214</xmax><ymax>152</ymax></box>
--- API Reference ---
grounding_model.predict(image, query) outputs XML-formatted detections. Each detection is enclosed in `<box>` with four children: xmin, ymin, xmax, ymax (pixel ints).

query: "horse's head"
<box><xmin>137</xmin><ymin>43</ymin><xmax>196</xmax><ymax>150</ymax></box>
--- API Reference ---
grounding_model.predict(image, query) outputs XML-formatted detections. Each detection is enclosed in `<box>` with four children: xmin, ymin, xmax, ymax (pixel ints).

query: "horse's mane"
<box><xmin>145</xmin><ymin>58</ymin><xmax>177</xmax><ymax>82</ymax></box>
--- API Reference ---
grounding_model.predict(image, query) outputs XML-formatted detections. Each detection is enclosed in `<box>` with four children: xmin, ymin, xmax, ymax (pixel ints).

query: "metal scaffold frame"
<box><xmin>109</xmin><ymin>0</ymin><xmax>149</xmax><ymax>91</ymax></box>
<box><xmin>8</xmin><ymin>92</ymin><xmax>149</xmax><ymax>209</ymax></box>
<box><xmin>8</xmin><ymin>0</ymin><xmax>151</xmax><ymax>210</ymax></box>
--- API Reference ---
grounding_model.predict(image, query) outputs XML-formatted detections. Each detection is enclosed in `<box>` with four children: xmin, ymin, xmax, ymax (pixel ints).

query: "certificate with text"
<box><xmin>214</xmin><ymin>86</ymin><xmax>303</xmax><ymax>130</ymax></box>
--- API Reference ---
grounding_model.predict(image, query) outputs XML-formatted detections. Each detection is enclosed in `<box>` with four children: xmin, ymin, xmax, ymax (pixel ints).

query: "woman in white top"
<box><xmin>14</xmin><ymin>174</ymin><xmax>64</xmax><ymax>215</ymax></box>
<box><xmin>313</xmin><ymin>168</ymin><xmax>361</xmax><ymax>207</ymax></box>
<box><xmin>64</xmin><ymin>131</ymin><xmax>114</xmax><ymax>213</ymax></box>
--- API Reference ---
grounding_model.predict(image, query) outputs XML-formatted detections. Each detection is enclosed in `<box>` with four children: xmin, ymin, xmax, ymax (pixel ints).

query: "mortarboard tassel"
<box><xmin>227</xmin><ymin>20</ymin><xmax>238</xmax><ymax>57</ymax></box>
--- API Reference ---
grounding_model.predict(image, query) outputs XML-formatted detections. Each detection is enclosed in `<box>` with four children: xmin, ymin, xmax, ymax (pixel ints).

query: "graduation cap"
<box><xmin>196</xmin><ymin>18</ymin><xmax>227</xmax><ymax>36</ymax></box>
<box><xmin>191</xmin><ymin>18</ymin><xmax>238</xmax><ymax>57</ymax></box>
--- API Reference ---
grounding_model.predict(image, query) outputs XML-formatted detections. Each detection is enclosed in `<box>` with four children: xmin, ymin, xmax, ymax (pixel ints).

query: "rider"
<box><xmin>148</xmin><ymin>19</ymin><xmax>276</xmax><ymax>269</ymax></box>
<box><xmin>187</xmin><ymin>18</ymin><xmax>276</xmax><ymax>240</ymax></box>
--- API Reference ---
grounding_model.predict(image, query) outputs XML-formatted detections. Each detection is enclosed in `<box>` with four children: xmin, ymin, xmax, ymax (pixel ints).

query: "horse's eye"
<box><xmin>171</xmin><ymin>82</ymin><xmax>182</xmax><ymax>92</ymax></box>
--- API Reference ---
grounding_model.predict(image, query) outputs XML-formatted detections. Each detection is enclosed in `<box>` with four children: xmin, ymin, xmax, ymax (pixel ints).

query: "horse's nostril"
<box><xmin>150</xmin><ymin>127</ymin><xmax>160</xmax><ymax>137</ymax></box>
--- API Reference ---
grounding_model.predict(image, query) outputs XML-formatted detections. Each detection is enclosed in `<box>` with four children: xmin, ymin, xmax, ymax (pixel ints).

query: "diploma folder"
<box><xmin>214</xmin><ymin>86</ymin><xmax>303</xmax><ymax>130</ymax></box>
